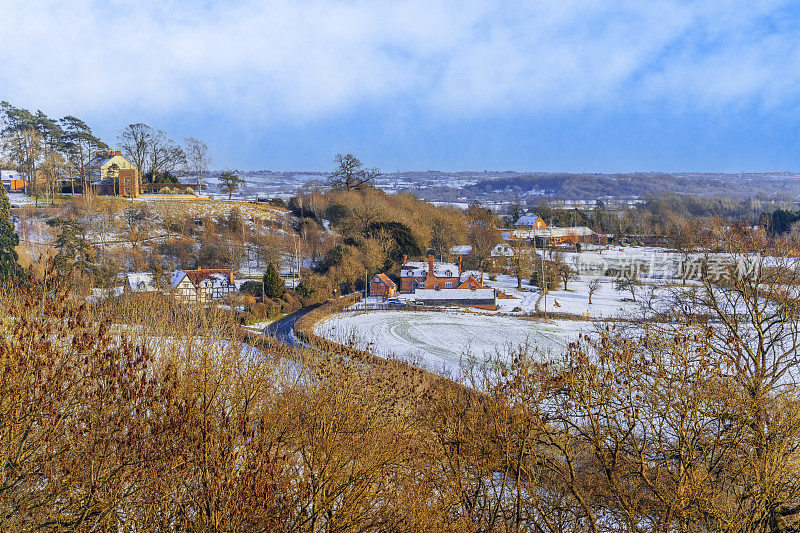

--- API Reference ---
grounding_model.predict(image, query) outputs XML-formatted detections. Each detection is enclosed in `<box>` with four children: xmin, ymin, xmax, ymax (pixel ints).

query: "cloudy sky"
<box><xmin>2</xmin><ymin>0</ymin><xmax>800</xmax><ymax>172</ymax></box>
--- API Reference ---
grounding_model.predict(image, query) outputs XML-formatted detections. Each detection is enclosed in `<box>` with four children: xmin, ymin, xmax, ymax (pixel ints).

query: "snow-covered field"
<box><xmin>314</xmin><ymin>311</ymin><xmax>587</xmax><ymax>372</ymax></box>
<box><xmin>483</xmin><ymin>273</ymin><xmax>671</xmax><ymax>318</ymax></box>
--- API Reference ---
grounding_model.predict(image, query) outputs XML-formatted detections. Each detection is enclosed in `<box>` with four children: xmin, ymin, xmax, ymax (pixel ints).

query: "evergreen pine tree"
<box><xmin>263</xmin><ymin>262</ymin><xmax>284</xmax><ymax>299</ymax></box>
<box><xmin>0</xmin><ymin>185</ymin><xmax>20</xmax><ymax>281</ymax></box>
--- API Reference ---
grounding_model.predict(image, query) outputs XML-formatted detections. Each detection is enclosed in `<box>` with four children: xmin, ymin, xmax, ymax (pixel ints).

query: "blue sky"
<box><xmin>2</xmin><ymin>0</ymin><xmax>800</xmax><ymax>172</ymax></box>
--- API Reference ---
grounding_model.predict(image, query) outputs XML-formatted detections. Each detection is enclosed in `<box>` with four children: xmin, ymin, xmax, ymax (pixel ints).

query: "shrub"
<box><xmin>185</xmin><ymin>187</ymin><xmax>194</xmax><ymax>195</ymax></box>
<box><xmin>160</xmin><ymin>187</ymin><xmax>172</xmax><ymax>195</ymax></box>
<box><xmin>239</xmin><ymin>280</ymin><xmax>263</xmax><ymax>298</ymax></box>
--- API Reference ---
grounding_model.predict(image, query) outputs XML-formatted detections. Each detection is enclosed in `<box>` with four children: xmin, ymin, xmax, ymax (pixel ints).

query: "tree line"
<box><xmin>0</xmin><ymin>101</ymin><xmax>211</xmax><ymax>200</ymax></box>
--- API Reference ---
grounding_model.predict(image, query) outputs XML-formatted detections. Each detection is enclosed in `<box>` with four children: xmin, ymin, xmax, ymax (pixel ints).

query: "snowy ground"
<box><xmin>483</xmin><ymin>273</ymin><xmax>673</xmax><ymax>319</ymax></box>
<box><xmin>314</xmin><ymin>311</ymin><xmax>589</xmax><ymax>373</ymax></box>
<box><xmin>7</xmin><ymin>192</ymin><xmax>36</xmax><ymax>206</ymax></box>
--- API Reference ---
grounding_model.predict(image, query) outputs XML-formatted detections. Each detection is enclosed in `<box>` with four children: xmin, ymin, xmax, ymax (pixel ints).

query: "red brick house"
<box><xmin>401</xmin><ymin>254</ymin><xmax>458</xmax><ymax>292</ymax></box>
<box><xmin>400</xmin><ymin>254</ymin><xmax>485</xmax><ymax>293</ymax></box>
<box><xmin>369</xmin><ymin>273</ymin><xmax>397</xmax><ymax>298</ymax></box>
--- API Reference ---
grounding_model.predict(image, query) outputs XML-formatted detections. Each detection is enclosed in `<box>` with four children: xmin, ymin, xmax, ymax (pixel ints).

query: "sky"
<box><xmin>2</xmin><ymin>0</ymin><xmax>800</xmax><ymax>172</ymax></box>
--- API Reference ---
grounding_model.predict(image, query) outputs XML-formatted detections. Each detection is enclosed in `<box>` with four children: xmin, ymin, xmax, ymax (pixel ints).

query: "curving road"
<box><xmin>264</xmin><ymin>304</ymin><xmax>321</xmax><ymax>347</ymax></box>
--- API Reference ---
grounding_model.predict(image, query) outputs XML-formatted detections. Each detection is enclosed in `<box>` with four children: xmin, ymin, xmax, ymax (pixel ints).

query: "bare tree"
<box><xmin>118</xmin><ymin>123</ymin><xmax>153</xmax><ymax>183</ymax></box>
<box><xmin>148</xmin><ymin>129</ymin><xmax>185</xmax><ymax>182</ymax></box>
<box><xmin>328</xmin><ymin>154</ymin><xmax>379</xmax><ymax>191</ymax></box>
<box><xmin>551</xmin><ymin>251</ymin><xmax>576</xmax><ymax>290</ymax></box>
<box><xmin>119</xmin><ymin>124</ymin><xmax>185</xmax><ymax>188</ymax></box>
<box><xmin>614</xmin><ymin>268</ymin><xmax>639</xmax><ymax>301</ymax></box>
<box><xmin>184</xmin><ymin>137</ymin><xmax>211</xmax><ymax>190</ymax></box>
<box><xmin>587</xmin><ymin>277</ymin><xmax>600</xmax><ymax>304</ymax></box>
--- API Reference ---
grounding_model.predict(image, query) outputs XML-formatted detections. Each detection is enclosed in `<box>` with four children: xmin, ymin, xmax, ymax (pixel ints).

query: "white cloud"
<box><xmin>1</xmin><ymin>0</ymin><xmax>799</xmax><ymax>122</ymax></box>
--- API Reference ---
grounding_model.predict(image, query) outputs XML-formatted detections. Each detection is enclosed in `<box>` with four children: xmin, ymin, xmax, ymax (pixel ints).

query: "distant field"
<box><xmin>314</xmin><ymin>311</ymin><xmax>585</xmax><ymax>372</ymax></box>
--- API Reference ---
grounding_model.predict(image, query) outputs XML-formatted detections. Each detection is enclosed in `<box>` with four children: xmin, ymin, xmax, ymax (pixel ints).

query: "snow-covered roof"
<box><xmin>171</xmin><ymin>270</ymin><xmax>188</xmax><ymax>288</ymax></box>
<box><xmin>412</xmin><ymin>288</ymin><xmax>496</xmax><ymax>301</ymax></box>
<box><xmin>401</xmin><ymin>261</ymin><xmax>460</xmax><ymax>278</ymax></box>
<box><xmin>126</xmin><ymin>272</ymin><xmax>155</xmax><ymax>292</ymax></box>
<box><xmin>491</xmin><ymin>243</ymin><xmax>514</xmax><ymax>257</ymax></box>
<box><xmin>197</xmin><ymin>272</ymin><xmax>232</xmax><ymax>289</ymax></box>
<box><xmin>460</xmin><ymin>270</ymin><xmax>482</xmax><ymax>282</ymax></box>
<box><xmin>450</xmin><ymin>245</ymin><xmax>473</xmax><ymax>255</ymax></box>
<box><xmin>0</xmin><ymin>170</ymin><xmax>22</xmax><ymax>181</ymax></box>
<box><xmin>515</xmin><ymin>215</ymin><xmax>545</xmax><ymax>226</ymax></box>
<box><xmin>511</xmin><ymin>226</ymin><xmax>595</xmax><ymax>239</ymax></box>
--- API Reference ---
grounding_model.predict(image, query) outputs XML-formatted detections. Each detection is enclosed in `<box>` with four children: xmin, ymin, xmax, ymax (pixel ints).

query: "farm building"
<box><xmin>369</xmin><ymin>273</ymin><xmax>397</xmax><ymax>298</ymax></box>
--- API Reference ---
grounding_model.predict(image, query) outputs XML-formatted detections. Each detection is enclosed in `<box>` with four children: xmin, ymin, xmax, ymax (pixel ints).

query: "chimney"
<box><xmin>425</xmin><ymin>254</ymin><xmax>435</xmax><ymax>289</ymax></box>
<box><xmin>402</xmin><ymin>254</ymin><xmax>407</xmax><ymax>265</ymax></box>
<box><xmin>115</xmin><ymin>149</ymin><xmax>121</xmax><ymax>156</ymax></box>
<box><xmin>197</xmin><ymin>266</ymin><xmax>202</xmax><ymax>271</ymax></box>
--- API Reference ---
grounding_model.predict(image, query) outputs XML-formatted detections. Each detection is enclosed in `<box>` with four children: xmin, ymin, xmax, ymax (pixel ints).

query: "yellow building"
<box><xmin>90</xmin><ymin>149</ymin><xmax>139</xmax><ymax>197</ymax></box>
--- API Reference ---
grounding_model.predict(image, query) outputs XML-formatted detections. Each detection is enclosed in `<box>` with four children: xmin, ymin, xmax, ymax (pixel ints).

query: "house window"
<box><xmin>412</xmin><ymin>281</ymin><xmax>419</xmax><ymax>289</ymax></box>
<box><xmin>445</xmin><ymin>281</ymin><xmax>452</xmax><ymax>288</ymax></box>
<box><xmin>445</xmin><ymin>270</ymin><xmax>452</xmax><ymax>277</ymax></box>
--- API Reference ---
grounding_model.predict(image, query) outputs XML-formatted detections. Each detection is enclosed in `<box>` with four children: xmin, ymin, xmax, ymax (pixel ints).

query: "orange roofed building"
<box><xmin>369</xmin><ymin>273</ymin><xmax>397</xmax><ymax>298</ymax></box>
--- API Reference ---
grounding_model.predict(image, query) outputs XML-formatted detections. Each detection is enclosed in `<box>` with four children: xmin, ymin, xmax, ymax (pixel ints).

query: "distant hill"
<box><xmin>405</xmin><ymin>172</ymin><xmax>800</xmax><ymax>203</ymax></box>
<box><xmin>201</xmin><ymin>170</ymin><xmax>800</xmax><ymax>204</ymax></box>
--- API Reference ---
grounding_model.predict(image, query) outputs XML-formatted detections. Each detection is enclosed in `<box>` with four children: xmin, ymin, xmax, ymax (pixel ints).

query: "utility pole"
<box><xmin>364</xmin><ymin>269</ymin><xmax>368</xmax><ymax>311</ymax></box>
<box><xmin>542</xmin><ymin>254</ymin><xmax>547</xmax><ymax>320</ymax></box>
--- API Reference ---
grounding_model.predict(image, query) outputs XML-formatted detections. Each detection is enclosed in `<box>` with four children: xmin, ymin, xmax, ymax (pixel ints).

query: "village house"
<box><xmin>398</xmin><ymin>254</ymin><xmax>496</xmax><ymax>309</ymax></box>
<box><xmin>124</xmin><ymin>268</ymin><xmax>236</xmax><ymax>303</ymax></box>
<box><xmin>171</xmin><ymin>268</ymin><xmax>236</xmax><ymax>303</ymax></box>
<box><xmin>369</xmin><ymin>273</ymin><xmax>397</xmax><ymax>299</ymax></box>
<box><xmin>90</xmin><ymin>149</ymin><xmax>140</xmax><ymax>198</ymax></box>
<box><xmin>125</xmin><ymin>272</ymin><xmax>157</xmax><ymax>293</ymax></box>
<box><xmin>400</xmin><ymin>254</ymin><xmax>464</xmax><ymax>292</ymax></box>
<box><xmin>514</xmin><ymin>215</ymin><xmax>547</xmax><ymax>229</ymax></box>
